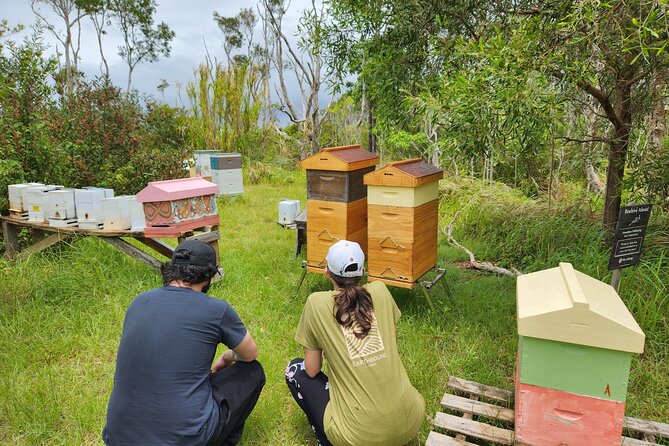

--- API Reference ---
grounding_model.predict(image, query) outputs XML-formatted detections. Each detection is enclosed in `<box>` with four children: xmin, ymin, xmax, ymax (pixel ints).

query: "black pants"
<box><xmin>206</xmin><ymin>360</ymin><xmax>266</xmax><ymax>446</ymax></box>
<box><xmin>285</xmin><ymin>358</ymin><xmax>333</xmax><ymax>446</ymax></box>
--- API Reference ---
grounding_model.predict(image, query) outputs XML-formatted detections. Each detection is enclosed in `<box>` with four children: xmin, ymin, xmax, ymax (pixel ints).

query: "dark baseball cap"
<box><xmin>172</xmin><ymin>240</ymin><xmax>217</xmax><ymax>267</ymax></box>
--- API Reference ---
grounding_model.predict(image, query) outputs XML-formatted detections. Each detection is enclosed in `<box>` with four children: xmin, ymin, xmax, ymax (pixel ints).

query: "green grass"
<box><xmin>0</xmin><ymin>175</ymin><xmax>667</xmax><ymax>445</ymax></box>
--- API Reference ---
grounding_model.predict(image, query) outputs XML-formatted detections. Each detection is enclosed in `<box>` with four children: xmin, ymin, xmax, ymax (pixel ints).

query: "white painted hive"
<box><xmin>75</xmin><ymin>188</ymin><xmax>108</xmax><ymax>227</ymax></box>
<box><xmin>278</xmin><ymin>199</ymin><xmax>300</xmax><ymax>225</ymax></box>
<box><xmin>47</xmin><ymin>189</ymin><xmax>76</xmax><ymax>220</ymax></box>
<box><xmin>8</xmin><ymin>183</ymin><xmax>44</xmax><ymax>212</ymax></box>
<box><xmin>25</xmin><ymin>185</ymin><xmax>62</xmax><ymax>222</ymax></box>
<box><xmin>102</xmin><ymin>196</ymin><xmax>132</xmax><ymax>230</ymax></box>
<box><xmin>129</xmin><ymin>197</ymin><xmax>145</xmax><ymax>231</ymax></box>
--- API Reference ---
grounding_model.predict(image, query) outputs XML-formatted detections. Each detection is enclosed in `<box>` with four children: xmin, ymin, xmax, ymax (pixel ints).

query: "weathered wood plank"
<box><xmin>103</xmin><ymin>237</ymin><xmax>162</xmax><ymax>270</ymax></box>
<box><xmin>447</xmin><ymin>376</ymin><xmax>513</xmax><ymax>404</ymax></box>
<box><xmin>441</xmin><ymin>393</ymin><xmax>515</xmax><ymax>423</ymax></box>
<box><xmin>134</xmin><ymin>237</ymin><xmax>174</xmax><ymax>259</ymax></box>
<box><xmin>187</xmin><ymin>230</ymin><xmax>219</xmax><ymax>244</ymax></box>
<box><xmin>0</xmin><ymin>216</ymin><xmax>143</xmax><ymax>237</ymax></box>
<box><xmin>16</xmin><ymin>232</ymin><xmax>72</xmax><ymax>261</ymax></box>
<box><xmin>455</xmin><ymin>392</ymin><xmax>478</xmax><ymax>442</ymax></box>
<box><xmin>624</xmin><ymin>416</ymin><xmax>669</xmax><ymax>438</ymax></box>
<box><xmin>621</xmin><ymin>436</ymin><xmax>656</xmax><ymax>446</ymax></box>
<box><xmin>433</xmin><ymin>412</ymin><xmax>514</xmax><ymax>445</ymax></box>
<box><xmin>425</xmin><ymin>431</ymin><xmax>479</xmax><ymax>446</ymax></box>
<box><xmin>2</xmin><ymin>220</ymin><xmax>20</xmax><ymax>259</ymax></box>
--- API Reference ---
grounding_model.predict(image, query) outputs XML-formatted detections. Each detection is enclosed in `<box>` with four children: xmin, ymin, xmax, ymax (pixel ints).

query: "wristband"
<box><xmin>231</xmin><ymin>350</ymin><xmax>239</xmax><ymax>362</ymax></box>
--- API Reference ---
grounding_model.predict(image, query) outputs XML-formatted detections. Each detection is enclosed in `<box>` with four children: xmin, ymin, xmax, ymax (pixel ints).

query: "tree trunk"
<box><xmin>602</xmin><ymin>80</ymin><xmax>632</xmax><ymax>237</ymax></box>
<box><xmin>368</xmin><ymin>105</ymin><xmax>377</xmax><ymax>152</ymax></box>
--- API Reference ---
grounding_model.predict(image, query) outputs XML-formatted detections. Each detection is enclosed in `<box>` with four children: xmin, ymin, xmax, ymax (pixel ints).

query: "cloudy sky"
<box><xmin>2</xmin><ymin>0</ymin><xmax>327</xmax><ymax>115</ymax></box>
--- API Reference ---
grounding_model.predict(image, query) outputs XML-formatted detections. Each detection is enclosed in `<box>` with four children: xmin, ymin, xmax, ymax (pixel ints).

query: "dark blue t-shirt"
<box><xmin>103</xmin><ymin>286</ymin><xmax>247</xmax><ymax>446</ymax></box>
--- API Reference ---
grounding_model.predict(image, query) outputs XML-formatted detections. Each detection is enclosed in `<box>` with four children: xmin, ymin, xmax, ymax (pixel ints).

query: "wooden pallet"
<box><xmin>426</xmin><ymin>376</ymin><xmax>669</xmax><ymax>446</ymax></box>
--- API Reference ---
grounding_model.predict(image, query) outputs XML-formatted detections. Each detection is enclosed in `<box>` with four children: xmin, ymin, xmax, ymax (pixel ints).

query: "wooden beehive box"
<box><xmin>25</xmin><ymin>185</ymin><xmax>63</xmax><ymax>223</ymax></box>
<box><xmin>75</xmin><ymin>188</ymin><xmax>114</xmax><ymax>229</ymax></box>
<box><xmin>364</xmin><ymin>158</ymin><xmax>443</xmax><ymax>285</ymax></box>
<box><xmin>47</xmin><ymin>189</ymin><xmax>77</xmax><ymax>227</ymax></box>
<box><xmin>8</xmin><ymin>183</ymin><xmax>44</xmax><ymax>218</ymax></box>
<box><xmin>302</xmin><ymin>145</ymin><xmax>378</xmax><ymax>203</ymax></box>
<box><xmin>193</xmin><ymin>150</ymin><xmax>222</xmax><ymax>181</ymax></box>
<box><xmin>102</xmin><ymin>196</ymin><xmax>134</xmax><ymax>231</ymax></box>
<box><xmin>136</xmin><ymin>177</ymin><xmax>219</xmax><ymax>237</ymax></box>
<box><xmin>211</xmin><ymin>153</ymin><xmax>243</xmax><ymax>196</ymax></box>
<box><xmin>301</xmin><ymin>145</ymin><xmax>379</xmax><ymax>272</ymax></box>
<box><xmin>515</xmin><ymin>262</ymin><xmax>645</xmax><ymax>446</ymax></box>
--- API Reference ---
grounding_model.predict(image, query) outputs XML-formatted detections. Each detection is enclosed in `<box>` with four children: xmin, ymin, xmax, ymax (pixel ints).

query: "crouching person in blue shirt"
<box><xmin>103</xmin><ymin>240</ymin><xmax>265</xmax><ymax>446</ymax></box>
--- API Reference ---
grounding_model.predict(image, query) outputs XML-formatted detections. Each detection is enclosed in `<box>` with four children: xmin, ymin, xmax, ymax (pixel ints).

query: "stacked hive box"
<box><xmin>25</xmin><ymin>185</ymin><xmax>64</xmax><ymax>223</ymax></box>
<box><xmin>515</xmin><ymin>262</ymin><xmax>645</xmax><ymax>446</ymax></box>
<box><xmin>211</xmin><ymin>153</ymin><xmax>243</xmax><ymax>196</ymax></box>
<box><xmin>136</xmin><ymin>177</ymin><xmax>219</xmax><ymax>237</ymax></box>
<box><xmin>47</xmin><ymin>189</ymin><xmax>77</xmax><ymax>227</ymax></box>
<box><xmin>193</xmin><ymin>150</ymin><xmax>222</xmax><ymax>181</ymax></box>
<box><xmin>8</xmin><ymin>183</ymin><xmax>44</xmax><ymax>219</ymax></box>
<box><xmin>363</xmin><ymin>159</ymin><xmax>442</xmax><ymax>286</ymax></box>
<box><xmin>76</xmin><ymin>188</ymin><xmax>114</xmax><ymax>229</ymax></box>
<box><xmin>301</xmin><ymin>145</ymin><xmax>379</xmax><ymax>274</ymax></box>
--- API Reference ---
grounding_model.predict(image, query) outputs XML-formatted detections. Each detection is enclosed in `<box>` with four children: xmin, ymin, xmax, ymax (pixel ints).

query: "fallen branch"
<box><xmin>441</xmin><ymin>210</ymin><xmax>523</xmax><ymax>277</ymax></box>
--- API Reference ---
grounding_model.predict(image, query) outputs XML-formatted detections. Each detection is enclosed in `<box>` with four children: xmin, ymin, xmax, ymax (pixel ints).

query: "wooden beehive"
<box><xmin>211</xmin><ymin>153</ymin><xmax>243</xmax><ymax>196</ymax></box>
<box><xmin>301</xmin><ymin>145</ymin><xmax>379</xmax><ymax>273</ymax></box>
<box><xmin>47</xmin><ymin>189</ymin><xmax>77</xmax><ymax>227</ymax></box>
<box><xmin>136</xmin><ymin>177</ymin><xmax>219</xmax><ymax>237</ymax></box>
<box><xmin>75</xmin><ymin>188</ymin><xmax>114</xmax><ymax>229</ymax></box>
<box><xmin>364</xmin><ymin>158</ymin><xmax>443</xmax><ymax>285</ymax></box>
<box><xmin>8</xmin><ymin>183</ymin><xmax>44</xmax><ymax>218</ymax></box>
<box><xmin>193</xmin><ymin>150</ymin><xmax>222</xmax><ymax>181</ymax></box>
<box><xmin>25</xmin><ymin>185</ymin><xmax>63</xmax><ymax>223</ymax></box>
<box><xmin>515</xmin><ymin>262</ymin><xmax>645</xmax><ymax>446</ymax></box>
<box><xmin>102</xmin><ymin>196</ymin><xmax>134</xmax><ymax>231</ymax></box>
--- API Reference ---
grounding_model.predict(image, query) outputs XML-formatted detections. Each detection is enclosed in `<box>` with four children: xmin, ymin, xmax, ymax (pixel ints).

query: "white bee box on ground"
<box><xmin>75</xmin><ymin>188</ymin><xmax>108</xmax><ymax>229</ymax></box>
<box><xmin>26</xmin><ymin>185</ymin><xmax>63</xmax><ymax>222</ymax></box>
<box><xmin>102</xmin><ymin>196</ymin><xmax>132</xmax><ymax>230</ymax></box>
<box><xmin>8</xmin><ymin>183</ymin><xmax>44</xmax><ymax>214</ymax></box>
<box><xmin>278</xmin><ymin>199</ymin><xmax>301</xmax><ymax>225</ymax></box>
<box><xmin>129</xmin><ymin>197</ymin><xmax>145</xmax><ymax>231</ymax></box>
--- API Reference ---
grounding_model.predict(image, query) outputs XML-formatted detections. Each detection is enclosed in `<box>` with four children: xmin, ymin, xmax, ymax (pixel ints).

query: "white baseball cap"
<box><xmin>326</xmin><ymin>240</ymin><xmax>365</xmax><ymax>277</ymax></box>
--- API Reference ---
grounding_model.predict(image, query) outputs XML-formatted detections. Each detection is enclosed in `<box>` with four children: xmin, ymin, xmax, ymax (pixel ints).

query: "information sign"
<box><xmin>608</xmin><ymin>204</ymin><xmax>652</xmax><ymax>270</ymax></box>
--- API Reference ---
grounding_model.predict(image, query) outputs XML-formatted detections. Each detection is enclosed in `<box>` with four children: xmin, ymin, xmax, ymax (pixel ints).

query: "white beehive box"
<box><xmin>129</xmin><ymin>197</ymin><xmax>145</xmax><ymax>231</ymax></box>
<box><xmin>47</xmin><ymin>189</ymin><xmax>77</xmax><ymax>227</ymax></box>
<box><xmin>8</xmin><ymin>183</ymin><xmax>44</xmax><ymax>215</ymax></box>
<box><xmin>278</xmin><ymin>199</ymin><xmax>301</xmax><ymax>225</ymax></box>
<box><xmin>75</xmin><ymin>188</ymin><xmax>113</xmax><ymax>229</ymax></box>
<box><xmin>102</xmin><ymin>196</ymin><xmax>132</xmax><ymax>230</ymax></box>
<box><xmin>25</xmin><ymin>185</ymin><xmax>63</xmax><ymax>222</ymax></box>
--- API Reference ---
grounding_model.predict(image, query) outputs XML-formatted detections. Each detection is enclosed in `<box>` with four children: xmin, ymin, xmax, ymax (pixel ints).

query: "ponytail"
<box><xmin>331</xmin><ymin>273</ymin><xmax>374</xmax><ymax>339</ymax></box>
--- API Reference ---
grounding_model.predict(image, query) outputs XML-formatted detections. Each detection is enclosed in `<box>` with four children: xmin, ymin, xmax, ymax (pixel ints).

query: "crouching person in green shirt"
<box><xmin>286</xmin><ymin>240</ymin><xmax>425</xmax><ymax>446</ymax></box>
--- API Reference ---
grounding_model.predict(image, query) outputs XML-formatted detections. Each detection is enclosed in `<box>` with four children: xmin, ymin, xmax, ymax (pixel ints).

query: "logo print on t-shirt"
<box><xmin>341</xmin><ymin>313</ymin><xmax>385</xmax><ymax>360</ymax></box>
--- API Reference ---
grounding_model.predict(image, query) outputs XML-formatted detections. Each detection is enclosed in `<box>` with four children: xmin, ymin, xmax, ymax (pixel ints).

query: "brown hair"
<box><xmin>330</xmin><ymin>270</ymin><xmax>374</xmax><ymax>339</ymax></box>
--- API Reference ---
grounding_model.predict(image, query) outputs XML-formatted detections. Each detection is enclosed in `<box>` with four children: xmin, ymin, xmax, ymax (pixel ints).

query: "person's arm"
<box><xmin>211</xmin><ymin>332</ymin><xmax>258</xmax><ymax>372</ymax></box>
<box><xmin>304</xmin><ymin>348</ymin><xmax>323</xmax><ymax>378</ymax></box>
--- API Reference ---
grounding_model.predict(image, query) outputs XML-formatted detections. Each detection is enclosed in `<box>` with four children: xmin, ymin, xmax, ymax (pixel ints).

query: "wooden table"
<box><xmin>1</xmin><ymin>217</ymin><xmax>221</xmax><ymax>278</ymax></box>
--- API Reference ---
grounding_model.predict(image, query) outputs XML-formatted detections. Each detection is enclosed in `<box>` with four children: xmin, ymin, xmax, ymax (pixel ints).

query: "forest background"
<box><xmin>0</xmin><ymin>0</ymin><xmax>668</xmax><ymax>443</ymax></box>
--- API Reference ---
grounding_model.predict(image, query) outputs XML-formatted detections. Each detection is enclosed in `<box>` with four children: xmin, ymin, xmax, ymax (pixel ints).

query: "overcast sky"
<box><xmin>2</xmin><ymin>0</ymin><xmax>327</xmax><ymax>116</ymax></box>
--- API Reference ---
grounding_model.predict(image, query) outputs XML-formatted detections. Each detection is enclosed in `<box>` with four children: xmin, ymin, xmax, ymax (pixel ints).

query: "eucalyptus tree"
<box><xmin>31</xmin><ymin>0</ymin><xmax>89</xmax><ymax>94</ymax></box>
<box><xmin>109</xmin><ymin>0</ymin><xmax>174</xmax><ymax>93</ymax></box>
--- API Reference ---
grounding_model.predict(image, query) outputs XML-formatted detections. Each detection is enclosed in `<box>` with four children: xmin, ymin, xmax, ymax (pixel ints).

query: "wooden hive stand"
<box><xmin>426</xmin><ymin>376</ymin><xmax>669</xmax><ymax>446</ymax></box>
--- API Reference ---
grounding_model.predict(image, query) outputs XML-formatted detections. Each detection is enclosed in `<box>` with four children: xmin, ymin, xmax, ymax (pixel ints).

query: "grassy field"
<box><xmin>0</xmin><ymin>175</ymin><xmax>667</xmax><ymax>445</ymax></box>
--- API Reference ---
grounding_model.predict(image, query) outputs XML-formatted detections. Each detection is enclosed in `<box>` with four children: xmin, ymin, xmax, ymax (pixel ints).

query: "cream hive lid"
<box><xmin>136</xmin><ymin>177</ymin><xmax>218</xmax><ymax>202</ymax></box>
<box><xmin>364</xmin><ymin>158</ymin><xmax>443</xmax><ymax>187</ymax></box>
<box><xmin>517</xmin><ymin>262</ymin><xmax>645</xmax><ymax>353</ymax></box>
<box><xmin>300</xmin><ymin>145</ymin><xmax>379</xmax><ymax>172</ymax></box>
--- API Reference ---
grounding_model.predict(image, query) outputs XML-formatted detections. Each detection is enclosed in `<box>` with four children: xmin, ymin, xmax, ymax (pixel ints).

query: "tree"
<box><xmin>259</xmin><ymin>0</ymin><xmax>329</xmax><ymax>156</ymax></box>
<box><xmin>31</xmin><ymin>0</ymin><xmax>88</xmax><ymax>94</ymax></box>
<box><xmin>529</xmin><ymin>0</ymin><xmax>669</xmax><ymax>234</ymax></box>
<box><xmin>109</xmin><ymin>0</ymin><xmax>175</xmax><ymax>93</ymax></box>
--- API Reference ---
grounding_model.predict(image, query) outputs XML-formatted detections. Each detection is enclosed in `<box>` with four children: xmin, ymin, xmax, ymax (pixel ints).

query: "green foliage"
<box><xmin>182</xmin><ymin>61</ymin><xmax>274</xmax><ymax>161</ymax></box>
<box><xmin>0</xmin><ymin>35</ymin><xmax>189</xmax><ymax>213</ymax></box>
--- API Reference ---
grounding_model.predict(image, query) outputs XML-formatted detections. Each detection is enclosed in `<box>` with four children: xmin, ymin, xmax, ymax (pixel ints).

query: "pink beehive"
<box><xmin>136</xmin><ymin>177</ymin><xmax>219</xmax><ymax>237</ymax></box>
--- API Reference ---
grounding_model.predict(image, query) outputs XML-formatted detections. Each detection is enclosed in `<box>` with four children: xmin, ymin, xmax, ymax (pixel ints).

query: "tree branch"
<box><xmin>578</xmin><ymin>81</ymin><xmax>622</xmax><ymax>128</ymax></box>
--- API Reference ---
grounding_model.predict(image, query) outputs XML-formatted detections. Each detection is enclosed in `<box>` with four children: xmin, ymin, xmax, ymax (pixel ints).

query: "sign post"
<box><xmin>608</xmin><ymin>204</ymin><xmax>653</xmax><ymax>291</ymax></box>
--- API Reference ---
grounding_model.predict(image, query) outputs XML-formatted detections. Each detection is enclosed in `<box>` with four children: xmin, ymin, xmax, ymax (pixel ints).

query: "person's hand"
<box><xmin>211</xmin><ymin>351</ymin><xmax>230</xmax><ymax>373</ymax></box>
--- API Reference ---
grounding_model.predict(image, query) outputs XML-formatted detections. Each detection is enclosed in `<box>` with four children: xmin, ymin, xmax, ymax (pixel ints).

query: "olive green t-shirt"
<box><xmin>295</xmin><ymin>281</ymin><xmax>424</xmax><ymax>446</ymax></box>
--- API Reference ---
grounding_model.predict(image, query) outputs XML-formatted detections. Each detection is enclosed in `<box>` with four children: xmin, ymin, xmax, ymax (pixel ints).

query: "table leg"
<box><xmin>2</xmin><ymin>220</ymin><xmax>20</xmax><ymax>260</ymax></box>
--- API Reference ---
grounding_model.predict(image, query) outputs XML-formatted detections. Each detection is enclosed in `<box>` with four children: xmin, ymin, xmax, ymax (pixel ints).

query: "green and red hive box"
<box><xmin>515</xmin><ymin>262</ymin><xmax>645</xmax><ymax>446</ymax></box>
